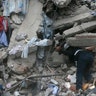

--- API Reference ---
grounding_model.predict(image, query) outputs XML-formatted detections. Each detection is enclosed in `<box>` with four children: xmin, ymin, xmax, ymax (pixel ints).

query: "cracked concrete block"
<box><xmin>67</xmin><ymin>37</ymin><xmax>96</xmax><ymax>47</ymax></box>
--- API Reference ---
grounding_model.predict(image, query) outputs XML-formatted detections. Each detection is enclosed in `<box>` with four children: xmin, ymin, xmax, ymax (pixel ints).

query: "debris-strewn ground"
<box><xmin>0</xmin><ymin>0</ymin><xmax>96</xmax><ymax>96</ymax></box>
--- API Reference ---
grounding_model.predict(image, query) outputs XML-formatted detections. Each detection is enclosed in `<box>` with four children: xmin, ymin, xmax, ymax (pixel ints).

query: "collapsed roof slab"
<box><xmin>63</xmin><ymin>21</ymin><xmax>96</xmax><ymax>37</ymax></box>
<box><xmin>53</xmin><ymin>12</ymin><xmax>94</xmax><ymax>30</ymax></box>
<box><xmin>52</xmin><ymin>0</ymin><xmax>71</xmax><ymax>8</ymax></box>
<box><xmin>8</xmin><ymin>51</ymin><xmax>36</xmax><ymax>75</ymax></box>
<box><xmin>67</xmin><ymin>37</ymin><xmax>96</xmax><ymax>47</ymax></box>
<box><xmin>75</xmin><ymin>33</ymin><xmax>96</xmax><ymax>38</ymax></box>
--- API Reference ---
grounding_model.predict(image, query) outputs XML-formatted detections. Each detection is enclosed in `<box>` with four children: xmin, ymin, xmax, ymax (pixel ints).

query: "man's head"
<box><xmin>36</xmin><ymin>28</ymin><xmax>43</xmax><ymax>39</ymax></box>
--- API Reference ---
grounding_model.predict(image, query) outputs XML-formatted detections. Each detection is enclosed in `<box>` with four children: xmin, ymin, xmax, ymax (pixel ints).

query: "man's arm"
<box><xmin>85</xmin><ymin>46</ymin><xmax>96</xmax><ymax>51</ymax></box>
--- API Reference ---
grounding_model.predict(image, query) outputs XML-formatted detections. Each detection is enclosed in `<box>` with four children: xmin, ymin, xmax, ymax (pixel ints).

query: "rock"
<box><xmin>16</xmin><ymin>75</ymin><xmax>25</xmax><ymax>80</ymax></box>
<box><xmin>6</xmin><ymin>80</ymin><xmax>17</xmax><ymax>88</ymax></box>
<box><xmin>50</xmin><ymin>52</ymin><xmax>65</xmax><ymax>67</ymax></box>
<box><xmin>38</xmin><ymin>66</ymin><xmax>43</xmax><ymax>73</ymax></box>
<box><xmin>64</xmin><ymin>21</ymin><xmax>96</xmax><ymax>37</ymax></box>
<box><xmin>11</xmin><ymin>23</ymin><xmax>20</xmax><ymax>29</ymax></box>
<box><xmin>50</xmin><ymin>79</ymin><xmax>58</xmax><ymax>85</ymax></box>
<box><xmin>70</xmin><ymin>66</ymin><xmax>76</xmax><ymax>72</ymax></box>
<box><xmin>52</xmin><ymin>0</ymin><xmax>72</xmax><ymax>8</ymax></box>
<box><xmin>28</xmin><ymin>93</ymin><xmax>32</xmax><ymax>96</ymax></box>
<box><xmin>11</xmin><ymin>14</ymin><xmax>22</xmax><ymax>25</ymax></box>
<box><xmin>45</xmin><ymin>88</ymin><xmax>53</xmax><ymax>96</ymax></box>
<box><xmin>0</xmin><ymin>79</ymin><xmax>3</xmax><ymax>84</ymax></box>
<box><xmin>15</xmin><ymin>33</ymin><xmax>28</xmax><ymax>42</ymax></box>
<box><xmin>70</xmin><ymin>84</ymin><xmax>76</xmax><ymax>92</ymax></box>
<box><xmin>67</xmin><ymin>37</ymin><xmax>96</xmax><ymax>47</ymax></box>
<box><xmin>8</xmin><ymin>52</ymin><xmax>36</xmax><ymax>75</ymax></box>
<box><xmin>0</xmin><ymin>49</ymin><xmax>7</xmax><ymax>60</ymax></box>
<box><xmin>61</xmin><ymin>64</ymin><xmax>68</xmax><ymax>70</ymax></box>
<box><xmin>67</xmin><ymin>70</ymin><xmax>74</xmax><ymax>74</ymax></box>
<box><xmin>75</xmin><ymin>33</ymin><xmax>96</xmax><ymax>38</ymax></box>
<box><xmin>4</xmin><ymin>92</ymin><xmax>11</xmax><ymax>96</ymax></box>
<box><xmin>14</xmin><ymin>91</ymin><xmax>20</xmax><ymax>96</ymax></box>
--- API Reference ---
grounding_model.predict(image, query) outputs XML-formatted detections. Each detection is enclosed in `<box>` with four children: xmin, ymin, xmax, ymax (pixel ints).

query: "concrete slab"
<box><xmin>63</xmin><ymin>21</ymin><xmax>96</xmax><ymax>37</ymax></box>
<box><xmin>17</xmin><ymin>0</ymin><xmax>43</xmax><ymax>39</ymax></box>
<box><xmin>67</xmin><ymin>37</ymin><xmax>96</xmax><ymax>47</ymax></box>
<box><xmin>53</xmin><ymin>12</ymin><xmax>94</xmax><ymax>30</ymax></box>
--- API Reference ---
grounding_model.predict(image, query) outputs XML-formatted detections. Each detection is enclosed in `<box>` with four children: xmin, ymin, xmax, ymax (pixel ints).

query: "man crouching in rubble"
<box><xmin>55</xmin><ymin>41</ymin><xmax>95</xmax><ymax>91</ymax></box>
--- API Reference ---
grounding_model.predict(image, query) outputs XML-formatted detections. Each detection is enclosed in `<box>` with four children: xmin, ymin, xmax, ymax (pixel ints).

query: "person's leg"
<box><xmin>76</xmin><ymin>52</ymin><xmax>88</xmax><ymax>90</ymax></box>
<box><xmin>84</xmin><ymin>54</ymin><xmax>94</xmax><ymax>82</ymax></box>
<box><xmin>76</xmin><ymin>58</ymin><xmax>86</xmax><ymax>90</ymax></box>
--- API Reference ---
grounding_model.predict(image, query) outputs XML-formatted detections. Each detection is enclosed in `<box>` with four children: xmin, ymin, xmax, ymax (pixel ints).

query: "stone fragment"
<box><xmin>11</xmin><ymin>14</ymin><xmax>22</xmax><ymax>25</ymax></box>
<box><xmin>50</xmin><ymin>79</ymin><xmax>58</xmax><ymax>85</ymax></box>
<box><xmin>64</xmin><ymin>21</ymin><xmax>96</xmax><ymax>37</ymax></box>
<box><xmin>52</xmin><ymin>0</ymin><xmax>71</xmax><ymax>8</ymax></box>
<box><xmin>67</xmin><ymin>37</ymin><xmax>96</xmax><ymax>47</ymax></box>
<box><xmin>53</xmin><ymin>12</ymin><xmax>94</xmax><ymax>30</ymax></box>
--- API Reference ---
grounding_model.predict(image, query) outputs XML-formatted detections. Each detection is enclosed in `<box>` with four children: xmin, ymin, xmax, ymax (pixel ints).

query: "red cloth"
<box><xmin>0</xmin><ymin>16</ymin><xmax>4</xmax><ymax>32</ymax></box>
<box><xmin>0</xmin><ymin>16</ymin><xmax>8</xmax><ymax>32</ymax></box>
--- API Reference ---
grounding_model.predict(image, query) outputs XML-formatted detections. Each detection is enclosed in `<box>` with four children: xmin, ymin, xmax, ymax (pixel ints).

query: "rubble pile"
<box><xmin>0</xmin><ymin>0</ymin><xmax>96</xmax><ymax>96</ymax></box>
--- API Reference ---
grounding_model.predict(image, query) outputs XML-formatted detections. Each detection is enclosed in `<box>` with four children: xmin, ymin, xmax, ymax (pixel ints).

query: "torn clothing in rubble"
<box><xmin>21</xmin><ymin>37</ymin><xmax>52</xmax><ymax>58</ymax></box>
<box><xmin>56</xmin><ymin>43</ymin><xmax>95</xmax><ymax>90</ymax></box>
<box><xmin>38</xmin><ymin>12</ymin><xmax>53</xmax><ymax>39</ymax></box>
<box><xmin>0</xmin><ymin>16</ymin><xmax>8</xmax><ymax>32</ymax></box>
<box><xmin>2</xmin><ymin>0</ymin><xmax>29</xmax><ymax>16</ymax></box>
<box><xmin>0</xmin><ymin>31</ymin><xmax>8</xmax><ymax>47</ymax></box>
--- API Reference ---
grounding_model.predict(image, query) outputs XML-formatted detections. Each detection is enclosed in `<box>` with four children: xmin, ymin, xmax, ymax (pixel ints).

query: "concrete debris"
<box><xmin>3</xmin><ymin>0</ymin><xmax>29</xmax><ymax>16</ymax></box>
<box><xmin>15</xmin><ymin>33</ymin><xmax>28</xmax><ymax>42</ymax></box>
<box><xmin>67</xmin><ymin>74</ymin><xmax>76</xmax><ymax>83</ymax></box>
<box><xmin>67</xmin><ymin>37</ymin><xmax>96</xmax><ymax>47</ymax></box>
<box><xmin>6</xmin><ymin>80</ymin><xmax>17</xmax><ymax>89</ymax></box>
<box><xmin>52</xmin><ymin>0</ymin><xmax>72</xmax><ymax>8</ymax></box>
<box><xmin>63</xmin><ymin>21</ymin><xmax>96</xmax><ymax>37</ymax></box>
<box><xmin>0</xmin><ymin>0</ymin><xmax>96</xmax><ymax>96</ymax></box>
<box><xmin>50</xmin><ymin>79</ymin><xmax>58</xmax><ymax>85</ymax></box>
<box><xmin>75</xmin><ymin>33</ymin><xmax>96</xmax><ymax>38</ymax></box>
<box><xmin>53</xmin><ymin>12</ymin><xmax>94</xmax><ymax>30</ymax></box>
<box><xmin>11</xmin><ymin>13</ymin><xmax>22</xmax><ymax>25</ymax></box>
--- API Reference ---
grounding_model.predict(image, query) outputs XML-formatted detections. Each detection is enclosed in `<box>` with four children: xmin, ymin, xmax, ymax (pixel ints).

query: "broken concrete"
<box><xmin>53</xmin><ymin>12</ymin><xmax>94</xmax><ymax>30</ymax></box>
<box><xmin>11</xmin><ymin>14</ymin><xmax>22</xmax><ymax>25</ymax></box>
<box><xmin>1</xmin><ymin>0</ymin><xmax>96</xmax><ymax>96</ymax></box>
<box><xmin>7</xmin><ymin>51</ymin><xmax>36</xmax><ymax>74</ymax></box>
<box><xmin>67</xmin><ymin>37</ymin><xmax>96</xmax><ymax>47</ymax></box>
<box><xmin>63</xmin><ymin>21</ymin><xmax>96</xmax><ymax>37</ymax></box>
<box><xmin>52</xmin><ymin>0</ymin><xmax>72</xmax><ymax>8</ymax></box>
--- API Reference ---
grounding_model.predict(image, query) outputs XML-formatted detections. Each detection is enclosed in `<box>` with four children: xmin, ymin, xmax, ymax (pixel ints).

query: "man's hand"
<box><xmin>85</xmin><ymin>46</ymin><xmax>95</xmax><ymax>51</ymax></box>
<box><xmin>55</xmin><ymin>46</ymin><xmax>62</xmax><ymax>52</ymax></box>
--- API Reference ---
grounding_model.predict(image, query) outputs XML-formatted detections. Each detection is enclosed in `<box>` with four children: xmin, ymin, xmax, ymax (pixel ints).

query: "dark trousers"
<box><xmin>76</xmin><ymin>51</ymin><xmax>94</xmax><ymax>90</ymax></box>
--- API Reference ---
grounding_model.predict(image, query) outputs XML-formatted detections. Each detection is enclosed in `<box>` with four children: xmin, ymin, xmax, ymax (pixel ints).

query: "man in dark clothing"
<box><xmin>55</xmin><ymin>42</ymin><xmax>95</xmax><ymax>90</ymax></box>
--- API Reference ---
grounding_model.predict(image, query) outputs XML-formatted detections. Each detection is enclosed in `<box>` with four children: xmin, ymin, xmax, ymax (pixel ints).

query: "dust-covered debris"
<box><xmin>0</xmin><ymin>0</ymin><xmax>96</xmax><ymax>96</ymax></box>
